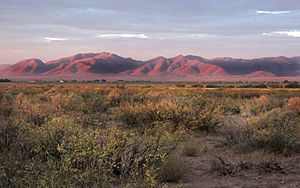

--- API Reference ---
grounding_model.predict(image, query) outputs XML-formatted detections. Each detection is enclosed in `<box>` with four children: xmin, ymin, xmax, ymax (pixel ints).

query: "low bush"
<box><xmin>221</xmin><ymin>99</ymin><xmax>241</xmax><ymax>115</ymax></box>
<box><xmin>0</xmin><ymin>94</ymin><xmax>14</xmax><ymax>118</ymax></box>
<box><xmin>221</xmin><ymin>118</ymin><xmax>255</xmax><ymax>148</ymax></box>
<box><xmin>107</xmin><ymin>88</ymin><xmax>146</xmax><ymax>106</ymax></box>
<box><xmin>159</xmin><ymin>155</ymin><xmax>187</xmax><ymax>182</ymax></box>
<box><xmin>0</xmin><ymin>117</ymin><xmax>180</xmax><ymax>187</ymax></box>
<box><xmin>222</xmin><ymin>105</ymin><xmax>241</xmax><ymax>115</ymax></box>
<box><xmin>245</xmin><ymin>95</ymin><xmax>284</xmax><ymax>115</ymax></box>
<box><xmin>286</xmin><ymin>97</ymin><xmax>300</xmax><ymax>114</ymax></box>
<box><xmin>253</xmin><ymin>109</ymin><xmax>300</xmax><ymax>153</ymax></box>
<box><xmin>1</xmin><ymin>83</ymin><xmax>299</xmax><ymax>187</ymax></box>
<box><xmin>182</xmin><ymin>140</ymin><xmax>198</xmax><ymax>157</ymax></box>
<box><xmin>117</xmin><ymin>97</ymin><xmax>221</xmax><ymax>132</ymax></box>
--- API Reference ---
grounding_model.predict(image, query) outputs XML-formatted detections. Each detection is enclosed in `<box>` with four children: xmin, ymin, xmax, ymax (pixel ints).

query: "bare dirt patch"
<box><xmin>168</xmin><ymin>134</ymin><xmax>300</xmax><ymax>188</ymax></box>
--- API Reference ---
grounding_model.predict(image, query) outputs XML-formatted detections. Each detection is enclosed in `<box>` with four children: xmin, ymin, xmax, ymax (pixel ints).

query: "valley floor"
<box><xmin>1</xmin><ymin>84</ymin><xmax>299</xmax><ymax>187</ymax></box>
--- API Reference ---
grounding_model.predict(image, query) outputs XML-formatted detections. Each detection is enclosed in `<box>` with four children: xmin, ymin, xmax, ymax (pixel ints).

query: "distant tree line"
<box><xmin>189</xmin><ymin>81</ymin><xmax>300</xmax><ymax>89</ymax></box>
<box><xmin>285</xmin><ymin>81</ymin><xmax>300</xmax><ymax>88</ymax></box>
<box><xmin>0</xmin><ymin>78</ymin><xmax>11</xmax><ymax>82</ymax></box>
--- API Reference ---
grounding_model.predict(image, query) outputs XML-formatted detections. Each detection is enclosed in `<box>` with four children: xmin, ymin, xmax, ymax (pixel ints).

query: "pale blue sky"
<box><xmin>0</xmin><ymin>0</ymin><xmax>300</xmax><ymax>64</ymax></box>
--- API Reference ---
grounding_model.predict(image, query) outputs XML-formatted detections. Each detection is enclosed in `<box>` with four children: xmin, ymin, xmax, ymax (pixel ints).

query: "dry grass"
<box><xmin>258</xmin><ymin>155</ymin><xmax>285</xmax><ymax>174</ymax></box>
<box><xmin>181</xmin><ymin>139</ymin><xmax>199</xmax><ymax>157</ymax></box>
<box><xmin>287</xmin><ymin>97</ymin><xmax>300</xmax><ymax>114</ymax></box>
<box><xmin>159</xmin><ymin>155</ymin><xmax>187</xmax><ymax>182</ymax></box>
<box><xmin>0</xmin><ymin>83</ymin><xmax>299</xmax><ymax>187</ymax></box>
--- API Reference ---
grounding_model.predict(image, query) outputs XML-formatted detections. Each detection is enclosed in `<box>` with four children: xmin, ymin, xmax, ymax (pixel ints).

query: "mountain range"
<box><xmin>0</xmin><ymin>52</ymin><xmax>299</xmax><ymax>80</ymax></box>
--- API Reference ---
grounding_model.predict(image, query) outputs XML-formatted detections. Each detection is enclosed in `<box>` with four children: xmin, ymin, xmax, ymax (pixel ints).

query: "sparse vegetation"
<box><xmin>210</xmin><ymin>155</ymin><xmax>250</xmax><ymax>176</ymax></box>
<box><xmin>182</xmin><ymin>139</ymin><xmax>198</xmax><ymax>157</ymax></box>
<box><xmin>159</xmin><ymin>155</ymin><xmax>187</xmax><ymax>182</ymax></box>
<box><xmin>253</xmin><ymin>109</ymin><xmax>300</xmax><ymax>153</ymax></box>
<box><xmin>0</xmin><ymin>83</ymin><xmax>299</xmax><ymax>187</ymax></box>
<box><xmin>287</xmin><ymin>97</ymin><xmax>300</xmax><ymax>114</ymax></box>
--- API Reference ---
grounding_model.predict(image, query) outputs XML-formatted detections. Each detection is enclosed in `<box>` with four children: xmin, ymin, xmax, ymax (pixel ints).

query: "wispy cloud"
<box><xmin>263</xmin><ymin>30</ymin><xmax>300</xmax><ymax>38</ymax></box>
<box><xmin>96</xmin><ymin>34</ymin><xmax>149</xmax><ymax>39</ymax></box>
<box><xmin>44</xmin><ymin>37</ymin><xmax>67</xmax><ymax>42</ymax></box>
<box><xmin>156</xmin><ymin>33</ymin><xmax>217</xmax><ymax>40</ymax></box>
<box><xmin>189</xmin><ymin>33</ymin><xmax>216</xmax><ymax>38</ymax></box>
<box><xmin>95</xmin><ymin>33</ymin><xmax>217</xmax><ymax>40</ymax></box>
<box><xmin>256</xmin><ymin>10</ymin><xmax>292</xmax><ymax>15</ymax></box>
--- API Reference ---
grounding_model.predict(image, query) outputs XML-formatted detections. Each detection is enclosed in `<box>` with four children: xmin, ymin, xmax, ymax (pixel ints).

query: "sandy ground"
<box><xmin>167</xmin><ymin>134</ymin><xmax>300</xmax><ymax>188</ymax></box>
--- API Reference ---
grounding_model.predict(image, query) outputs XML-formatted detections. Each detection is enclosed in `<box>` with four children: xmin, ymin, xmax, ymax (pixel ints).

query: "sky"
<box><xmin>0</xmin><ymin>0</ymin><xmax>300</xmax><ymax>64</ymax></box>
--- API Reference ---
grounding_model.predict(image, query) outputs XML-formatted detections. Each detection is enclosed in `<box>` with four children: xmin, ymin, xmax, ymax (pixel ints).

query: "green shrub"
<box><xmin>222</xmin><ymin>105</ymin><xmax>241</xmax><ymax>115</ymax></box>
<box><xmin>0</xmin><ymin>94</ymin><xmax>14</xmax><ymax>118</ymax></box>
<box><xmin>46</xmin><ymin>125</ymin><xmax>179</xmax><ymax>187</ymax></box>
<box><xmin>0</xmin><ymin>118</ymin><xmax>19</xmax><ymax>153</ymax></box>
<box><xmin>253</xmin><ymin>109</ymin><xmax>300</xmax><ymax>153</ymax></box>
<box><xmin>107</xmin><ymin>88</ymin><xmax>146</xmax><ymax>106</ymax></box>
<box><xmin>245</xmin><ymin>95</ymin><xmax>284</xmax><ymax>115</ymax></box>
<box><xmin>116</xmin><ymin>101</ymin><xmax>159</xmax><ymax>128</ymax></box>
<box><xmin>117</xmin><ymin>97</ymin><xmax>221</xmax><ymax>132</ymax></box>
<box><xmin>0</xmin><ymin>115</ymin><xmax>180</xmax><ymax>187</ymax></box>
<box><xmin>2</xmin><ymin>83</ymin><xmax>299</xmax><ymax>187</ymax></box>
<box><xmin>190</xmin><ymin>98</ymin><xmax>222</xmax><ymax>132</ymax></box>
